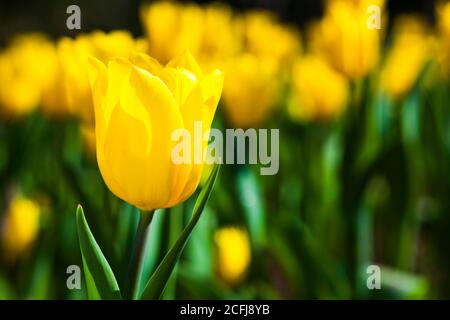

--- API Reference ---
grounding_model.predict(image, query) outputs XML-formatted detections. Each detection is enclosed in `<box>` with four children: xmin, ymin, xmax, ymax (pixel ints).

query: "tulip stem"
<box><xmin>125</xmin><ymin>209</ymin><xmax>155</xmax><ymax>299</ymax></box>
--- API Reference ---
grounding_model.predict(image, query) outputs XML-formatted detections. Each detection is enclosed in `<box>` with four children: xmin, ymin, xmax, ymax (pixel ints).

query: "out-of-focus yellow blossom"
<box><xmin>0</xmin><ymin>34</ymin><xmax>58</xmax><ymax>118</ymax></box>
<box><xmin>197</xmin><ymin>3</ymin><xmax>241</xmax><ymax>72</ymax></box>
<box><xmin>40</xmin><ymin>56</ymin><xmax>71</xmax><ymax>118</ymax></box>
<box><xmin>380</xmin><ymin>16</ymin><xmax>432</xmax><ymax>98</ymax></box>
<box><xmin>309</xmin><ymin>0</ymin><xmax>385</xmax><ymax>79</ymax></box>
<box><xmin>141</xmin><ymin>1</ymin><xmax>204</xmax><ymax>64</ymax></box>
<box><xmin>243</xmin><ymin>10</ymin><xmax>301</xmax><ymax>68</ymax></box>
<box><xmin>436</xmin><ymin>1</ymin><xmax>450</xmax><ymax>77</ymax></box>
<box><xmin>289</xmin><ymin>55</ymin><xmax>349</xmax><ymax>122</ymax></box>
<box><xmin>1</xmin><ymin>196</ymin><xmax>40</xmax><ymax>261</ymax></box>
<box><xmin>87</xmin><ymin>50</ymin><xmax>223</xmax><ymax>211</ymax></box>
<box><xmin>222</xmin><ymin>54</ymin><xmax>280</xmax><ymax>128</ymax></box>
<box><xmin>215</xmin><ymin>227</ymin><xmax>251</xmax><ymax>285</ymax></box>
<box><xmin>58</xmin><ymin>30</ymin><xmax>139</xmax><ymax>123</ymax></box>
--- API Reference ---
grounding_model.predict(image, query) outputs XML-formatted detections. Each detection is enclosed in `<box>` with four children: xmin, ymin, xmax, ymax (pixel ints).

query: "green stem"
<box><xmin>125</xmin><ymin>209</ymin><xmax>155</xmax><ymax>299</ymax></box>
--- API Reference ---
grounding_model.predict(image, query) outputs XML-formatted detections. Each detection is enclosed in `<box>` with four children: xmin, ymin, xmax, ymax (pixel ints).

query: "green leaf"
<box><xmin>237</xmin><ymin>166</ymin><xmax>266</xmax><ymax>249</ymax></box>
<box><xmin>76</xmin><ymin>205</ymin><xmax>122</xmax><ymax>300</ymax></box>
<box><xmin>140</xmin><ymin>163</ymin><xmax>221</xmax><ymax>300</ymax></box>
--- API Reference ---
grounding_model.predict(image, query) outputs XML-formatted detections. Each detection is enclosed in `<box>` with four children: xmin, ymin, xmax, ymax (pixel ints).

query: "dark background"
<box><xmin>0</xmin><ymin>0</ymin><xmax>437</xmax><ymax>44</ymax></box>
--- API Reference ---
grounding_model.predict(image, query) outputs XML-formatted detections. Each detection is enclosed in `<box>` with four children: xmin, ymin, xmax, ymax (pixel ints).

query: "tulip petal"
<box><xmin>200</xmin><ymin>69</ymin><xmax>224</xmax><ymax>129</ymax></box>
<box><xmin>102</xmin><ymin>104</ymin><xmax>153</xmax><ymax>208</ymax></box>
<box><xmin>163</xmin><ymin>69</ymin><xmax>204</xmax><ymax>206</ymax></box>
<box><xmin>130</xmin><ymin>52</ymin><xmax>163</xmax><ymax>78</ymax></box>
<box><xmin>166</xmin><ymin>50</ymin><xmax>204</xmax><ymax>79</ymax></box>
<box><xmin>87</xmin><ymin>56</ymin><xmax>107</xmax><ymax>129</ymax></box>
<box><xmin>123</xmin><ymin>66</ymin><xmax>185</xmax><ymax>210</ymax></box>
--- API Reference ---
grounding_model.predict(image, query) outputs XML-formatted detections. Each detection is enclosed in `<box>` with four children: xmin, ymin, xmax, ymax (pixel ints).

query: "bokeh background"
<box><xmin>1</xmin><ymin>0</ymin><xmax>450</xmax><ymax>299</ymax></box>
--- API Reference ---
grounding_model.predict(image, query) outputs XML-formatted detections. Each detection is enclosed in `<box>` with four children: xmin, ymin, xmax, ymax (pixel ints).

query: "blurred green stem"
<box><xmin>125</xmin><ymin>209</ymin><xmax>154</xmax><ymax>299</ymax></box>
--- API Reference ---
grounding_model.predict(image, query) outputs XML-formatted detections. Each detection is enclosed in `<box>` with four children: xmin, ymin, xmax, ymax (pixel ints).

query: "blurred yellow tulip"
<box><xmin>289</xmin><ymin>55</ymin><xmax>349</xmax><ymax>122</ymax></box>
<box><xmin>141</xmin><ymin>1</ymin><xmax>204</xmax><ymax>64</ymax></box>
<box><xmin>87</xmin><ymin>50</ymin><xmax>223</xmax><ymax>211</ymax></box>
<box><xmin>0</xmin><ymin>34</ymin><xmax>58</xmax><ymax>118</ymax></box>
<box><xmin>222</xmin><ymin>54</ymin><xmax>280</xmax><ymax>128</ymax></box>
<box><xmin>40</xmin><ymin>53</ymin><xmax>71</xmax><ymax>118</ymax></box>
<box><xmin>197</xmin><ymin>3</ymin><xmax>241</xmax><ymax>72</ymax></box>
<box><xmin>436</xmin><ymin>1</ymin><xmax>450</xmax><ymax>77</ymax></box>
<box><xmin>1</xmin><ymin>196</ymin><xmax>40</xmax><ymax>261</ymax></box>
<box><xmin>58</xmin><ymin>30</ymin><xmax>139</xmax><ymax>123</ymax></box>
<box><xmin>243</xmin><ymin>10</ymin><xmax>301</xmax><ymax>68</ymax></box>
<box><xmin>309</xmin><ymin>0</ymin><xmax>385</xmax><ymax>79</ymax></box>
<box><xmin>215</xmin><ymin>227</ymin><xmax>251</xmax><ymax>285</ymax></box>
<box><xmin>380</xmin><ymin>16</ymin><xmax>431</xmax><ymax>98</ymax></box>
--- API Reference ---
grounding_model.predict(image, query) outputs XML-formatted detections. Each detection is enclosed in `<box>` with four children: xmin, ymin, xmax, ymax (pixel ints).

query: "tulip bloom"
<box><xmin>88</xmin><ymin>51</ymin><xmax>223</xmax><ymax>211</ymax></box>
<box><xmin>436</xmin><ymin>2</ymin><xmax>450</xmax><ymax>77</ymax></box>
<box><xmin>309</xmin><ymin>0</ymin><xmax>385</xmax><ymax>80</ymax></box>
<box><xmin>243</xmin><ymin>10</ymin><xmax>301</xmax><ymax>68</ymax></box>
<box><xmin>289</xmin><ymin>55</ymin><xmax>348</xmax><ymax>122</ymax></box>
<box><xmin>0</xmin><ymin>34</ymin><xmax>58</xmax><ymax>118</ymax></box>
<box><xmin>141</xmin><ymin>2</ymin><xmax>204</xmax><ymax>64</ymax></box>
<box><xmin>380</xmin><ymin>16</ymin><xmax>432</xmax><ymax>98</ymax></box>
<box><xmin>58</xmin><ymin>31</ymin><xmax>139</xmax><ymax>123</ymax></box>
<box><xmin>222</xmin><ymin>54</ymin><xmax>279</xmax><ymax>128</ymax></box>
<box><xmin>1</xmin><ymin>196</ymin><xmax>40</xmax><ymax>261</ymax></box>
<box><xmin>215</xmin><ymin>227</ymin><xmax>250</xmax><ymax>285</ymax></box>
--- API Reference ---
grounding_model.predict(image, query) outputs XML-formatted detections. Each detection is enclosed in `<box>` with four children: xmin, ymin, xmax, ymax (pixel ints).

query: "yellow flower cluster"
<box><xmin>0</xmin><ymin>31</ymin><xmax>143</xmax><ymax>121</ymax></box>
<box><xmin>1</xmin><ymin>0</ymin><xmax>448</xmax><ymax>130</ymax></box>
<box><xmin>141</xmin><ymin>2</ymin><xmax>301</xmax><ymax>128</ymax></box>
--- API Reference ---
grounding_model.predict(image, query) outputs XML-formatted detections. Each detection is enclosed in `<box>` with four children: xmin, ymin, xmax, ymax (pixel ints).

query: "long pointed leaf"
<box><xmin>76</xmin><ymin>205</ymin><xmax>122</xmax><ymax>300</ymax></box>
<box><xmin>140</xmin><ymin>164</ymin><xmax>221</xmax><ymax>300</ymax></box>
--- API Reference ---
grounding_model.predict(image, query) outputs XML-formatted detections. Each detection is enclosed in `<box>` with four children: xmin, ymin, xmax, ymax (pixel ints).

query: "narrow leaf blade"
<box><xmin>76</xmin><ymin>205</ymin><xmax>122</xmax><ymax>300</ymax></box>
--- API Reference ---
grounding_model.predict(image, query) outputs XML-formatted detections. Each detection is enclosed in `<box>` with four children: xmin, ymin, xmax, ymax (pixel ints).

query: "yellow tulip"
<box><xmin>40</xmin><ymin>54</ymin><xmax>71</xmax><ymax>118</ymax></box>
<box><xmin>0</xmin><ymin>34</ymin><xmax>58</xmax><ymax>118</ymax></box>
<box><xmin>289</xmin><ymin>55</ymin><xmax>349</xmax><ymax>122</ymax></box>
<box><xmin>141</xmin><ymin>1</ymin><xmax>204</xmax><ymax>64</ymax></box>
<box><xmin>243</xmin><ymin>10</ymin><xmax>301</xmax><ymax>68</ymax></box>
<box><xmin>214</xmin><ymin>227</ymin><xmax>251</xmax><ymax>285</ymax></box>
<box><xmin>1</xmin><ymin>196</ymin><xmax>40</xmax><ymax>261</ymax></box>
<box><xmin>222</xmin><ymin>54</ymin><xmax>280</xmax><ymax>128</ymax></box>
<box><xmin>197</xmin><ymin>3</ymin><xmax>241</xmax><ymax>72</ymax></box>
<box><xmin>58</xmin><ymin>30</ymin><xmax>139</xmax><ymax>123</ymax></box>
<box><xmin>87</xmin><ymin>50</ymin><xmax>223</xmax><ymax>211</ymax></box>
<box><xmin>436</xmin><ymin>1</ymin><xmax>450</xmax><ymax>77</ymax></box>
<box><xmin>380</xmin><ymin>16</ymin><xmax>431</xmax><ymax>98</ymax></box>
<box><xmin>309</xmin><ymin>0</ymin><xmax>385</xmax><ymax>79</ymax></box>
